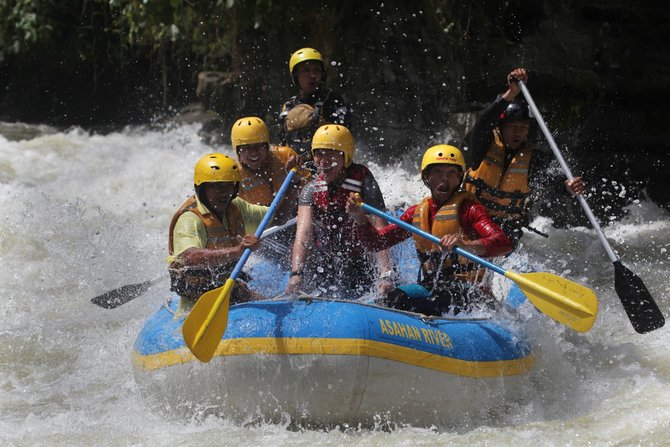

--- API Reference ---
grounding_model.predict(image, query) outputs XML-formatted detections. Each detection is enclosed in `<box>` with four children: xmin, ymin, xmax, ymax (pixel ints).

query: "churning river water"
<box><xmin>1</xmin><ymin>121</ymin><xmax>669</xmax><ymax>446</ymax></box>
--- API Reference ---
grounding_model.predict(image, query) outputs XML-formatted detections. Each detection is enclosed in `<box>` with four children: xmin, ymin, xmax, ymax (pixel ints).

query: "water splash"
<box><xmin>1</xmin><ymin>122</ymin><xmax>669</xmax><ymax>445</ymax></box>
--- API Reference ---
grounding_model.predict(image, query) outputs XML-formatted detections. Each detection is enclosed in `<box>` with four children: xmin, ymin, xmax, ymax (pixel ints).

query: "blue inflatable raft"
<box><xmin>132</xmin><ymin>240</ymin><xmax>534</xmax><ymax>428</ymax></box>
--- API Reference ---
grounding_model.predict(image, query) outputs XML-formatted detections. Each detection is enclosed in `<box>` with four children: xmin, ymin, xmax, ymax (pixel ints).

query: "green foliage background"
<box><xmin>0</xmin><ymin>1</ymin><xmax>668</xmax><ymax>153</ymax></box>
<box><xmin>0</xmin><ymin>0</ymin><xmax>547</xmax><ymax>126</ymax></box>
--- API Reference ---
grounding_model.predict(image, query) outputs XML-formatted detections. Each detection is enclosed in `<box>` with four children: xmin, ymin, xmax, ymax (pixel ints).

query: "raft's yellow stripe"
<box><xmin>133</xmin><ymin>338</ymin><xmax>534</xmax><ymax>377</ymax></box>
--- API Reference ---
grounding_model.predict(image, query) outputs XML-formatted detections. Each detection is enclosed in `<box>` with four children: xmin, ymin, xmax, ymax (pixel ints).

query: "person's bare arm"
<box><xmin>179</xmin><ymin>235</ymin><xmax>260</xmax><ymax>267</ymax></box>
<box><xmin>370</xmin><ymin>214</ymin><xmax>396</xmax><ymax>293</ymax></box>
<box><xmin>285</xmin><ymin>205</ymin><xmax>314</xmax><ymax>292</ymax></box>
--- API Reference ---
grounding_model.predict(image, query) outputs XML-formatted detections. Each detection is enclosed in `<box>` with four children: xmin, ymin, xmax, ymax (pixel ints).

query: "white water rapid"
<box><xmin>1</xmin><ymin>122</ymin><xmax>669</xmax><ymax>446</ymax></box>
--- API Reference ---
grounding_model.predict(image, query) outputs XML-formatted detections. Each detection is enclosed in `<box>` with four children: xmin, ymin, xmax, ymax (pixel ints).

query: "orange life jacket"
<box><xmin>464</xmin><ymin>129</ymin><xmax>533</xmax><ymax>220</ymax></box>
<box><xmin>167</xmin><ymin>195</ymin><xmax>245</xmax><ymax>298</ymax></box>
<box><xmin>411</xmin><ymin>192</ymin><xmax>485</xmax><ymax>283</ymax></box>
<box><xmin>238</xmin><ymin>146</ymin><xmax>296</xmax><ymax>206</ymax></box>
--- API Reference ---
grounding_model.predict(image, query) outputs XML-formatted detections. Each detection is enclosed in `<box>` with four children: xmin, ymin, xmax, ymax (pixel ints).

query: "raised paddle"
<box><xmin>518</xmin><ymin>80</ymin><xmax>664</xmax><ymax>333</ymax></box>
<box><xmin>359</xmin><ymin>202</ymin><xmax>599</xmax><ymax>332</ymax></box>
<box><xmin>90</xmin><ymin>217</ymin><xmax>298</xmax><ymax>309</ymax></box>
<box><xmin>182</xmin><ymin>168</ymin><xmax>298</xmax><ymax>362</ymax></box>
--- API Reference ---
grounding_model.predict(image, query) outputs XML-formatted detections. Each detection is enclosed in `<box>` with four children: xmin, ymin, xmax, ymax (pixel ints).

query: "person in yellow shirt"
<box><xmin>167</xmin><ymin>153</ymin><xmax>291</xmax><ymax>310</ymax></box>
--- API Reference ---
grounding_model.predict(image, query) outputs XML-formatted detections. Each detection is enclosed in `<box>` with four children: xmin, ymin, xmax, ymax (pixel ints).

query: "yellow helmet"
<box><xmin>311</xmin><ymin>124</ymin><xmax>355</xmax><ymax>167</ymax></box>
<box><xmin>420</xmin><ymin>145</ymin><xmax>466</xmax><ymax>173</ymax></box>
<box><xmin>289</xmin><ymin>47</ymin><xmax>325</xmax><ymax>83</ymax></box>
<box><xmin>231</xmin><ymin>116</ymin><xmax>270</xmax><ymax>151</ymax></box>
<box><xmin>194</xmin><ymin>153</ymin><xmax>241</xmax><ymax>185</ymax></box>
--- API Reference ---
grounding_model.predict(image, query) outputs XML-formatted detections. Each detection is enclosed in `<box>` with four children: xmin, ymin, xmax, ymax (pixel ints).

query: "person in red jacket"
<box><xmin>346</xmin><ymin>145</ymin><xmax>512</xmax><ymax>315</ymax></box>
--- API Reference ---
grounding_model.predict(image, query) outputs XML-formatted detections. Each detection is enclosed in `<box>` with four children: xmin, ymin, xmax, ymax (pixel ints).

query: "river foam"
<box><xmin>1</xmin><ymin>122</ymin><xmax>668</xmax><ymax>446</ymax></box>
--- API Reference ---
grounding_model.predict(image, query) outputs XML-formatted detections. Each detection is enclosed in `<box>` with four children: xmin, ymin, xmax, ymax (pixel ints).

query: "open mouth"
<box><xmin>317</xmin><ymin>161</ymin><xmax>339</xmax><ymax>174</ymax></box>
<box><xmin>436</xmin><ymin>184</ymin><xmax>451</xmax><ymax>194</ymax></box>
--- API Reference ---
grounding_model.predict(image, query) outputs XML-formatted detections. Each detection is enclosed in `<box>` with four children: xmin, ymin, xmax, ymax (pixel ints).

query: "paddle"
<box><xmin>182</xmin><ymin>168</ymin><xmax>298</xmax><ymax>362</ymax></box>
<box><xmin>90</xmin><ymin>276</ymin><xmax>164</xmax><ymax>309</ymax></box>
<box><xmin>518</xmin><ymin>80</ymin><xmax>664</xmax><ymax>333</ymax></box>
<box><xmin>359</xmin><ymin>202</ymin><xmax>599</xmax><ymax>332</ymax></box>
<box><xmin>89</xmin><ymin>217</ymin><xmax>298</xmax><ymax>310</ymax></box>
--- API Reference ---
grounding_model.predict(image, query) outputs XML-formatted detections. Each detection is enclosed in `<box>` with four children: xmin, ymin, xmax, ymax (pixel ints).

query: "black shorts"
<box><xmin>381</xmin><ymin>281</ymin><xmax>493</xmax><ymax>316</ymax></box>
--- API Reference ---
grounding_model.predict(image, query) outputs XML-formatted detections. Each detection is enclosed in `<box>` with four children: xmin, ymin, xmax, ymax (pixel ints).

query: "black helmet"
<box><xmin>499</xmin><ymin>101</ymin><xmax>531</xmax><ymax>123</ymax></box>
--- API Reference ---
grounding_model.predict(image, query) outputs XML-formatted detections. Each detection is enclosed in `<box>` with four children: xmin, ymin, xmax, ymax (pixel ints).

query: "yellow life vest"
<box><xmin>411</xmin><ymin>192</ymin><xmax>485</xmax><ymax>283</ymax></box>
<box><xmin>464</xmin><ymin>129</ymin><xmax>533</xmax><ymax>220</ymax></box>
<box><xmin>167</xmin><ymin>195</ymin><xmax>245</xmax><ymax>298</ymax></box>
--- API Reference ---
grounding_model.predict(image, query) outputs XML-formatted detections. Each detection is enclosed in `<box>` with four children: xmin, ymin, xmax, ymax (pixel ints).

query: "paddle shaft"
<box><xmin>360</xmin><ymin>203</ymin><xmax>506</xmax><ymax>276</ymax></box>
<box><xmin>518</xmin><ymin>80</ymin><xmax>617</xmax><ymax>261</ymax></box>
<box><xmin>230</xmin><ymin>169</ymin><xmax>296</xmax><ymax>281</ymax></box>
<box><xmin>519</xmin><ymin>80</ymin><xmax>664</xmax><ymax>333</ymax></box>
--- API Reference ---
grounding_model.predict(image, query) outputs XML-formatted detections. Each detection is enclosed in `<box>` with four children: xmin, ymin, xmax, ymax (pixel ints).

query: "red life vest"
<box><xmin>311</xmin><ymin>163</ymin><xmax>370</xmax><ymax>257</ymax></box>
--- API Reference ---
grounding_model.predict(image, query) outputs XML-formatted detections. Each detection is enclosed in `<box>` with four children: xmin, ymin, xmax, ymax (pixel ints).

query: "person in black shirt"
<box><xmin>465</xmin><ymin>68</ymin><xmax>584</xmax><ymax>248</ymax></box>
<box><xmin>278</xmin><ymin>47</ymin><xmax>351</xmax><ymax>165</ymax></box>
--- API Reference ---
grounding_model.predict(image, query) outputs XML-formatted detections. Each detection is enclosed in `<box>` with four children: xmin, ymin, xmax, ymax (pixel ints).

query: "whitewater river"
<box><xmin>1</xmin><ymin>122</ymin><xmax>669</xmax><ymax>446</ymax></box>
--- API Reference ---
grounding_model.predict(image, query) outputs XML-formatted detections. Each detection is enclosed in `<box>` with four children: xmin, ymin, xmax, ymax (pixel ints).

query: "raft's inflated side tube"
<box><xmin>132</xmin><ymin>297</ymin><xmax>533</xmax><ymax>427</ymax></box>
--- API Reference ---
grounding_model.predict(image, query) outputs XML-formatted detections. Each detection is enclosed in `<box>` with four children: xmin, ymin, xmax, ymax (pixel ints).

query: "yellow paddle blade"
<box><xmin>181</xmin><ymin>278</ymin><xmax>235</xmax><ymax>362</ymax></box>
<box><xmin>506</xmin><ymin>271</ymin><xmax>599</xmax><ymax>332</ymax></box>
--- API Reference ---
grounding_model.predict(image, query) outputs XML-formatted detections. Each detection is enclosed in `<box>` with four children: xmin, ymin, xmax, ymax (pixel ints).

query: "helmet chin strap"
<box><xmin>421</xmin><ymin>173</ymin><xmax>429</xmax><ymax>188</ymax></box>
<box><xmin>194</xmin><ymin>184</ymin><xmax>206</xmax><ymax>205</ymax></box>
<box><xmin>298</xmin><ymin>84</ymin><xmax>323</xmax><ymax>98</ymax></box>
<box><xmin>194</xmin><ymin>182</ymin><xmax>240</xmax><ymax>215</ymax></box>
<box><xmin>232</xmin><ymin>182</ymin><xmax>239</xmax><ymax>201</ymax></box>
